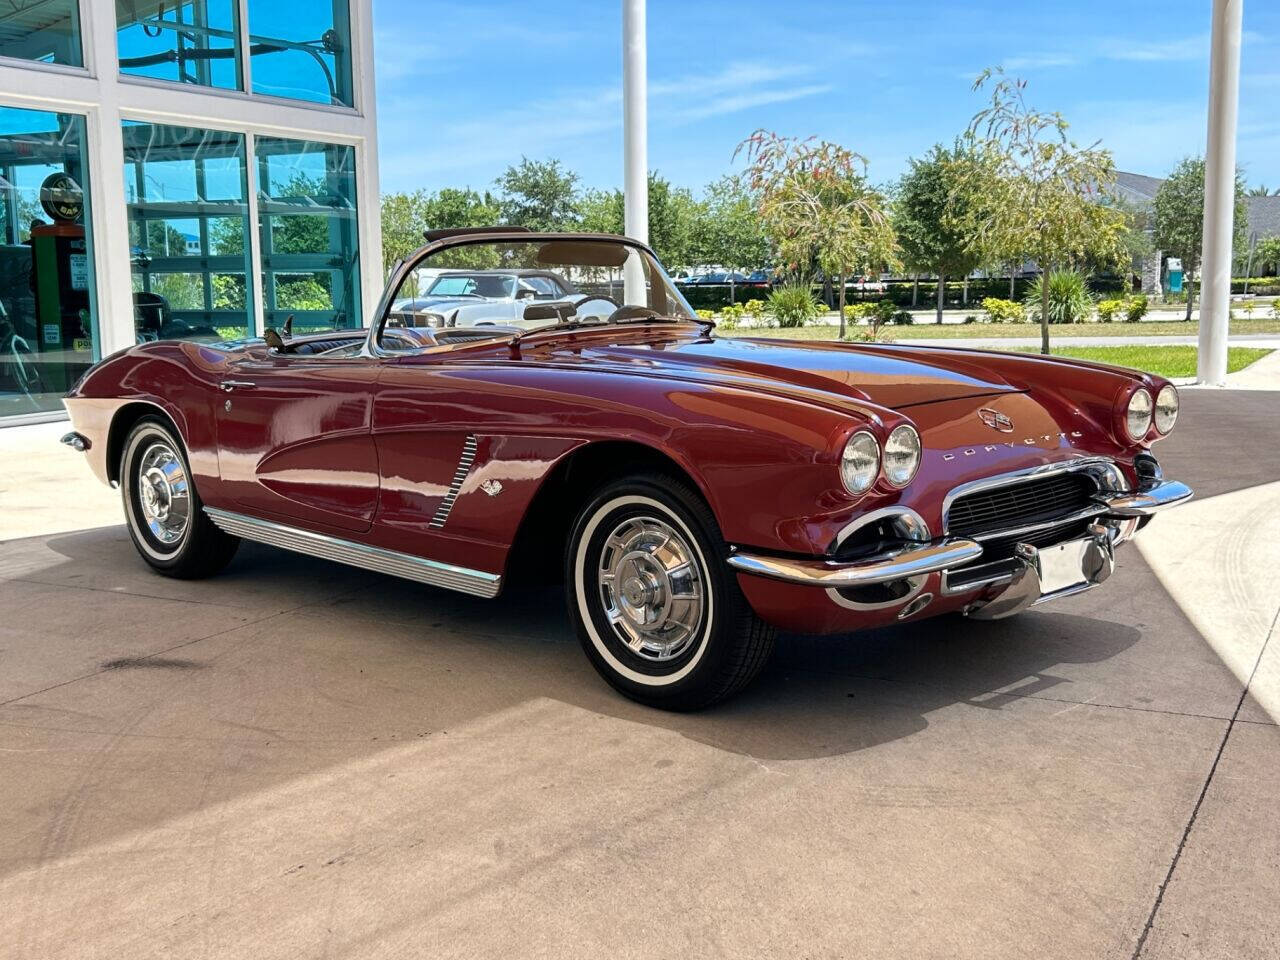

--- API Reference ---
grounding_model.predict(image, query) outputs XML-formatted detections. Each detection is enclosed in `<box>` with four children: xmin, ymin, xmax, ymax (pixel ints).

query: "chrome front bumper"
<box><xmin>727</xmin><ymin>475</ymin><xmax>1192</xmax><ymax>595</ymax></box>
<box><xmin>1094</xmin><ymin>478</ymin><xmax>1193</xmax><ymax>516</ymax></box>
<box><xmin>726</xmin><ymin>538</ymin><xmax>985</xmax><ymax>588</ymax></box>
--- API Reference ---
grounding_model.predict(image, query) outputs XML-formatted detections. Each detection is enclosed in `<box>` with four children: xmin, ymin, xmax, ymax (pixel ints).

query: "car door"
<box><xmin>214</xmin><ymin>352</ymin><xmax>380</xmax><ymax>533</ymax></box>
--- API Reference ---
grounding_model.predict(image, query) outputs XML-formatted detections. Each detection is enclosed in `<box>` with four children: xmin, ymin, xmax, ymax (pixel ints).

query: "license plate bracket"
<box><xmin>1035</xmin><ymin>536</ymin><xmax>1096</xmax><ymax>595</ymax></box>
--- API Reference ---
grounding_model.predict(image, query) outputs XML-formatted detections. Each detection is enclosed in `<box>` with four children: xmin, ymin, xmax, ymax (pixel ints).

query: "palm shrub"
<box><xmin>1025</xmin><ymin>270</ymin><xmax>1094</xmax><ymax>325</ymax></box>
<box><xmin>767</xmin><ymin>284</ymin><xmax>822</xmax><ymax>328</ymax></box>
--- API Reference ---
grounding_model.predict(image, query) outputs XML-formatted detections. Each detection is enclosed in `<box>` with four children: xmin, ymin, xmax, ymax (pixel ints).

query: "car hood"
<box><xmin>566</xmin><ymin>334</ymin><xmax>1020</xmax><ymax>411</ymax></box>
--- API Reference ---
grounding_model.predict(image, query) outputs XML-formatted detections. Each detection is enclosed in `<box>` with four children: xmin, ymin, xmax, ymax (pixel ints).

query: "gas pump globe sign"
<box><xmin>39</xmin><ymin>173</ymin><xmax>84</xmax><ymax>223</ymax></box>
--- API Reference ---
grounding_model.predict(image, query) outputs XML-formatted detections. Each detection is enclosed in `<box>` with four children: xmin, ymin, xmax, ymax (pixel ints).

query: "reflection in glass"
<box><xmin>256</xmin><ymin>137</ymin><xmax>360</xmax><ymax>332</ymax></box>
<box><xmin>0</xmin><ymin>107</ymin><xmax>97</xmax><ymax>419</ymax></box>
<box><xmin>115</xmin><ymin>0</ymin><xmax>242</xmax><ymax>89</ymax></box>
<box><xmin>123</xmin><ymin>121</ymin><xmax>253</xmax><ymax>342</ymax></box>
<box><xmin>247</xmin><ymin>0</ymin><xmax>353</xmax><ymax>106</ymax></box>
<box><xmin>0</xmin><ymin>0</ymin><xmax>82</xmax><ymax>66</ymax></box>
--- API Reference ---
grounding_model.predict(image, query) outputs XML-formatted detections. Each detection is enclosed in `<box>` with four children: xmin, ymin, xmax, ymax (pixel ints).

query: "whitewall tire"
<box><xmin>120</xmin><ymin>416</ymin><xmax>239</xmax><ymax>579</ymax></box>
<box><xmin>566</xmin><ymin>474</ymin><xmax>775</xmax><ymax>710</ymax></box>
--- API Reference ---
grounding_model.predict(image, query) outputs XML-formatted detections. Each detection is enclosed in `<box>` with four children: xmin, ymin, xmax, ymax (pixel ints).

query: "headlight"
<box><xmin>1125</xmin><ymin>389</ymin><xmax>1152</xmax><ymax>441</ymax></box>
<box><xmin>883</xmin><ymin>424</ymin><xmax>921</xmax><ymax>487</ymax></box>
<box><xmin>1154</xmin><ymin>384</ymin><xmax>1179</xmax><ymax>434</ymax></box>
<box><xmin>841</xmin><ymin>430</ymin><xmax>880</xmax><ymax>495</ymax></box>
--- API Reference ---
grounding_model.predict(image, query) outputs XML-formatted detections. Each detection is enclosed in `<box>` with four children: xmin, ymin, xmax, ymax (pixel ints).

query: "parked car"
<box><xmin>62</xmin><ymin>229</ymin><xmax>1191</xmax><ymax>710</ymax></box>
<box><xmin>389</xmin><ymin>267</ymin><xmax>616</xmax><ymax>329</ymax></box>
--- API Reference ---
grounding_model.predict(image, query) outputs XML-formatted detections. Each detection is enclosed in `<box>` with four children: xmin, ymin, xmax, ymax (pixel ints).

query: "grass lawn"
<box><xmin>1004</xmin><ymin>345</ymin><xmax>1272</xmax><ymax>378</ymax></box>
<box><xmin>730</xmin><ymin>317</ymin><xmax>1280</xmax><ymax>341</ymax></box>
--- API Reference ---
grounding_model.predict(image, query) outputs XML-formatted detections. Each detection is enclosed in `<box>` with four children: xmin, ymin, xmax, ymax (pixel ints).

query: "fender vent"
<box><xmin>429</xmin><ymin>434</ymin><xmax>478</xmax><ymax>529</ymax></box>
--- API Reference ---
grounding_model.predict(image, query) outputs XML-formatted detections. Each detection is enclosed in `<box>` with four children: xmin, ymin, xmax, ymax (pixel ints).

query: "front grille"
<box><xmin>947</xmin><ymin>471</ymin><xmax>1098</xmax><ymax>539</ymax></box>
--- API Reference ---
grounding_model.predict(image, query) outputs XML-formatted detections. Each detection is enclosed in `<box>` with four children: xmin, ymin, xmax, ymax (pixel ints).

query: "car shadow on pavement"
<box><xmin>10</xmin><ymin>529</ymin><xmax>1142</xmax><ymax>768</ymax></box>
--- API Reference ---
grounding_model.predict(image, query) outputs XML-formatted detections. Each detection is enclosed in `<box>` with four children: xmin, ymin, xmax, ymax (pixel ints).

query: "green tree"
<box><xmin>1152</xmin><ymin>157</ymin><xmax>1248</xmax><ymax>320</ymax></box>
<box><xmin>964</xmin><ymin>69</ymin><xmax>1131</xmax><ymax>353</ymax></box>
<box><xmin>737</xmin><ymin>130</ymin><xmax>898</xmax><ymax>337</ymax></box>
<box><xmin>577</xmin><ymin>172</ymin><xmax>705</xmax><ymax>271</ymax></box>
<box><xmin>1255</xmin><ymin>235</ymin><xmax>1280</xmax><ymax>276</ymax></box>
<box><xmin>696</xmin><ymin>174</ymin><xmax>770</xmax><ymax>276</ymax></box>
<box><xmin>380</xmin><ymin>187</ymin><xmax>501</xmax><ymax>276</ymax></box>
<box><xmin>494</xmin><ymin>157</ymin><xmax>581</xmax><ymax>230</ymax></box>
<box><xmin>894</xmin><ymin>141</ymin><xmax>988</xmax><ymax>323</ymax></box>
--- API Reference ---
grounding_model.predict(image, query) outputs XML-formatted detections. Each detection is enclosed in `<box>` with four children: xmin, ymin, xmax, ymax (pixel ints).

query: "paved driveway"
<box><xmin>1</xmin><ymin>392</ymin><xmax>1277</xmax><ymax>960</ymax></box>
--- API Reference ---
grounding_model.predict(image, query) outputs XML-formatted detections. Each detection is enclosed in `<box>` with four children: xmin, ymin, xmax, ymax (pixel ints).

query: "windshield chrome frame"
<box><xmin>364</xmin><ymin>230</ymin><xmax>698</xmax><ymax>358</ymax></box>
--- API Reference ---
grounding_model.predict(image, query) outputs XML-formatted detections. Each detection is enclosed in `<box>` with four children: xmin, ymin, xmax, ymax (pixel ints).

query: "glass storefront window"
<box><xmin>0</xmin><ymin>107</ymin><xmax>97</xmax><ymax>418</ymax></box>
<box><xmin>0</xmin><ymin>0</ymin><xmax>82</xmax><ymax>67</ymax></box>
<box><xmin>123</xmin><ymin>122</ymin><xmax>254</xmax><ymax>342</ymax></box>
<box><xmin>247</xmin><ymin>0</ymin><xmax>353</xmax><ymax>106</ymax></box>
<box><xmin>256</xmin><ymin>137</ymin><xmax>360</xmax><ymax>332</ymax></box>
<box><xmin>116</xmin><ymin>0</ymin><xmax>242</xmax><ymax>90</ymax></box>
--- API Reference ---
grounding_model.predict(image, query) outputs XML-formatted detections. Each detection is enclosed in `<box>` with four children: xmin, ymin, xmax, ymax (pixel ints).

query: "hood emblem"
<box><xmin>977</xmin><ymin>408</ymin><xmax>1015</xmax><ymax>433</ymax></box>
<box><xmin>480</xmin><ymin>479</ymin><xmax>503</xmax><ymax>497</ymax></box>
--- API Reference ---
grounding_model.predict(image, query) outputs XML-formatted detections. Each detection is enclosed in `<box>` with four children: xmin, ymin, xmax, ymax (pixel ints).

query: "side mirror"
<box><xmin>515</xmin><ymin>288</ymin><xmax>535</xmax><ymax>300</ymax></box>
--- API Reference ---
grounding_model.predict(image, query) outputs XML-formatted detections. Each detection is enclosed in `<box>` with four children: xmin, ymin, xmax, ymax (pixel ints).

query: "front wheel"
<box><xmin>566</xmin><ymin>474</ymin><xmax>775</xmax><ymax>710</ymax></box>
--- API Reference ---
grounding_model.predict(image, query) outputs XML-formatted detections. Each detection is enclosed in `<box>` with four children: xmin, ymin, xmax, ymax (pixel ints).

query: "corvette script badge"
<box><xmin>977</xmin><ymin>407</ymin><xmax>1015</xmax><ymax>433</ymax></box>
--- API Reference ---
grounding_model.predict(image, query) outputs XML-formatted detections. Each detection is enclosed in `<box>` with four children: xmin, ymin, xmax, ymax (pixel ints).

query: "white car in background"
<box><xmin>389</xmin><ymin>269</ymin><xmax>619</xmax><ymax>330</ymax></box>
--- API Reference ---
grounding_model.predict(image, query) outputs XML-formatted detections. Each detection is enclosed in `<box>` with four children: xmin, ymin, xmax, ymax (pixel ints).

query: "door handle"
<box><xmin>220</xmin><ymin>380</ymin><xmax>257</xmax><ymax>392</ymax></box>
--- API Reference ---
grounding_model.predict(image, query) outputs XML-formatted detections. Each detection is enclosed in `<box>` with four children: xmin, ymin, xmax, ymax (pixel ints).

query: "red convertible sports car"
<box><xmin>62</xmin><ymin>229</ymin><xmax>1192</xmax><ymax>710</ymax></box>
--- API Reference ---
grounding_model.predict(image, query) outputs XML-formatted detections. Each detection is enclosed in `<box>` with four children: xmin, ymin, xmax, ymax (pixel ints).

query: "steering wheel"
<box><xmin>606</xmin><ymin>304</ymin><xmax>659</xmax><ymax>324</ymax></box>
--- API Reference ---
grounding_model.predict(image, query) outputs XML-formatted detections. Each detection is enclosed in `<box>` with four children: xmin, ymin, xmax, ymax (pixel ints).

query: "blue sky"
<box><xmin>371</xmin><ymin>0</ymin><xmax>1280</xmax><ymax>197</ymax></box>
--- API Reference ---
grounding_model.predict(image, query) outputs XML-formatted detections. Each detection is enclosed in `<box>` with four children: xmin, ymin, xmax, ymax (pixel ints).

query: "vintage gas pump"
<box><xmin>30</xmin><ymin>173</ymin><xmax>93</xmax><ymax>393</ymax></box>
<box><xmin>1165</xmin><ymin>256</ymin><xmax>1184</xmax><ymax>296</ymax></box>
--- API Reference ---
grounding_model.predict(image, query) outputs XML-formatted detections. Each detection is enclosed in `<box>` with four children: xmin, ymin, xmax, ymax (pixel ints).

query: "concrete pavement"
<box><xmin>1</xmin><ymin>390</ymin><xmax>1277</xmax><ymax>959</ymax></box>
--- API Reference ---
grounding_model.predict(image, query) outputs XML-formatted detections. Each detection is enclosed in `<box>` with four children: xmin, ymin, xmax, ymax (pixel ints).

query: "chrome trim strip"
<box><xmin>1096</xmin><ymin>479</ymin><xmax>1193</xmax><ymax>517</ymax></box>
<box><xmin>429</xmin><ymin>434</ymin><xmax>478</xmax><ymax>529</ymax></box>
<box><xmin>204</xmin><ymin>507</ymin><xmax>502</xmax><ymax>598</ymax></box>
<box><xmin>728</xmin><ymin>537</ymin><xmax>984</xmax><ymax>588</ymax></box>
<box><xmin>941</xmin><ymin>457</ymin><xmax>1126</xmax><ymax>533</ymax></box>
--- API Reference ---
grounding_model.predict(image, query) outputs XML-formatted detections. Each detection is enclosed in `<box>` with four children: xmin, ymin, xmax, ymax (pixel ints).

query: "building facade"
<box><xmin>0</xmin><ymin>0</ymin><xmax>381</xmax><ymax>424</ymax></box>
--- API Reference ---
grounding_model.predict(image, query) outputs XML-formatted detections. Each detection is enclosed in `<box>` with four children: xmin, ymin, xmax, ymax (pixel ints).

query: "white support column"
<box><xmin>1197</xmin><ymin>0</ymin><xmax>1244</xmax><ymax>386</ymax></box>
<box><xmin>84</xmin><ymin>0</ymin><xmax>136</xmax><ymax>358</ymax></box>
<box><xmin>621</xmin><ymin>0</ymin><xmax>647</xmax><ymax>245</ymax></box>
<box><xmin>351</xmin><ymin>0</ymin><xmax>383</xmax><ymax>317</ymax></box>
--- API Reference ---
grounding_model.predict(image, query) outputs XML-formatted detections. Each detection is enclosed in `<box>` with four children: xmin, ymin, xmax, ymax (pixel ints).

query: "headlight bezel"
<box><xmin>1124</xmin><ymin>388</ymin><xmax>1153</xmax><ymax>442</ymax></box>
<box><xmin>840</xmin><ymin>430</ymin><xmax>881</xmax><ymax>496</ymax></box>
<box><xmin>1154</xmin><ymin>384</ymin><xmax>1179</xmax><ymax>435</ymax></box>
<box><xmin>883</xmin><ymin>424</ymin><xmax>922</xmax><ymax>488</ymax></box>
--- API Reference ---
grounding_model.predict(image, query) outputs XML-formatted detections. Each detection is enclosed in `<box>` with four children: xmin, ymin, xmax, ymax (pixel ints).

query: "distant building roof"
<box><xmin>1246</xmin><ymin>195</ymin><xmax>1280</xmax><ymax>241</ymax></box>
<box><xmin>1113</xmin><ymin>171</ymin><xmax>1164</xmax><ymax>204</ymax></box>
<box><xmin>1114</xmin><ymin>170</ymin><xmax>1280</xmax><ymax>240</ymax></box>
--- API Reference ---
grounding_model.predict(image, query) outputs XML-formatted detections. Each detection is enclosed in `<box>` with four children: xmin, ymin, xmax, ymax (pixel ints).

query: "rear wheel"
<box><xmin>120</xmin><ymin>416</ymin><xmax>239</xmax><ymax>578</ymax></box>
<box><xmin>566</xmin><ymin>474</ymin><xmax>775</xmax><ymax>710</ymax></box>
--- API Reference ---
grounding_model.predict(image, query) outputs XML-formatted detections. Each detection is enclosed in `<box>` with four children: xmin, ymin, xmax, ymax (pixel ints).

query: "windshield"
<box><xmin>427</xmin><ymin>273</ymin><xmax>516</xmax><ymax>298</ymax></box>
<box><xmin>380</xmin><ymin>236</ymin><xmax>696</xmax><ymax>350</ymax></box>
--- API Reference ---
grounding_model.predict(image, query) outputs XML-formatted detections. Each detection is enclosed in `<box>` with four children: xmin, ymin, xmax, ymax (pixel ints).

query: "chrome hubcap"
<box><xmin>137</xmin><ymin>441</ymin><xmax>190</xmax><ymax>546</ymax></box>
<box><xmin>598</xmin><ymin>515</ymin><xmax>704</xmax><ymax>661</ymax></box>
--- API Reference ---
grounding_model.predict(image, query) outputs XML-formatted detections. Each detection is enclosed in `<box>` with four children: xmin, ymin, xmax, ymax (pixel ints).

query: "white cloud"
<box><xmin>1002</xmin><ymin>53</ymin><xmax>1079</xmax><ymax>71</ymax></box>
<box><xmin>378</xmin><ymin>60</ymin><xmax>833</xmax><ymax>189</ymax></box>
